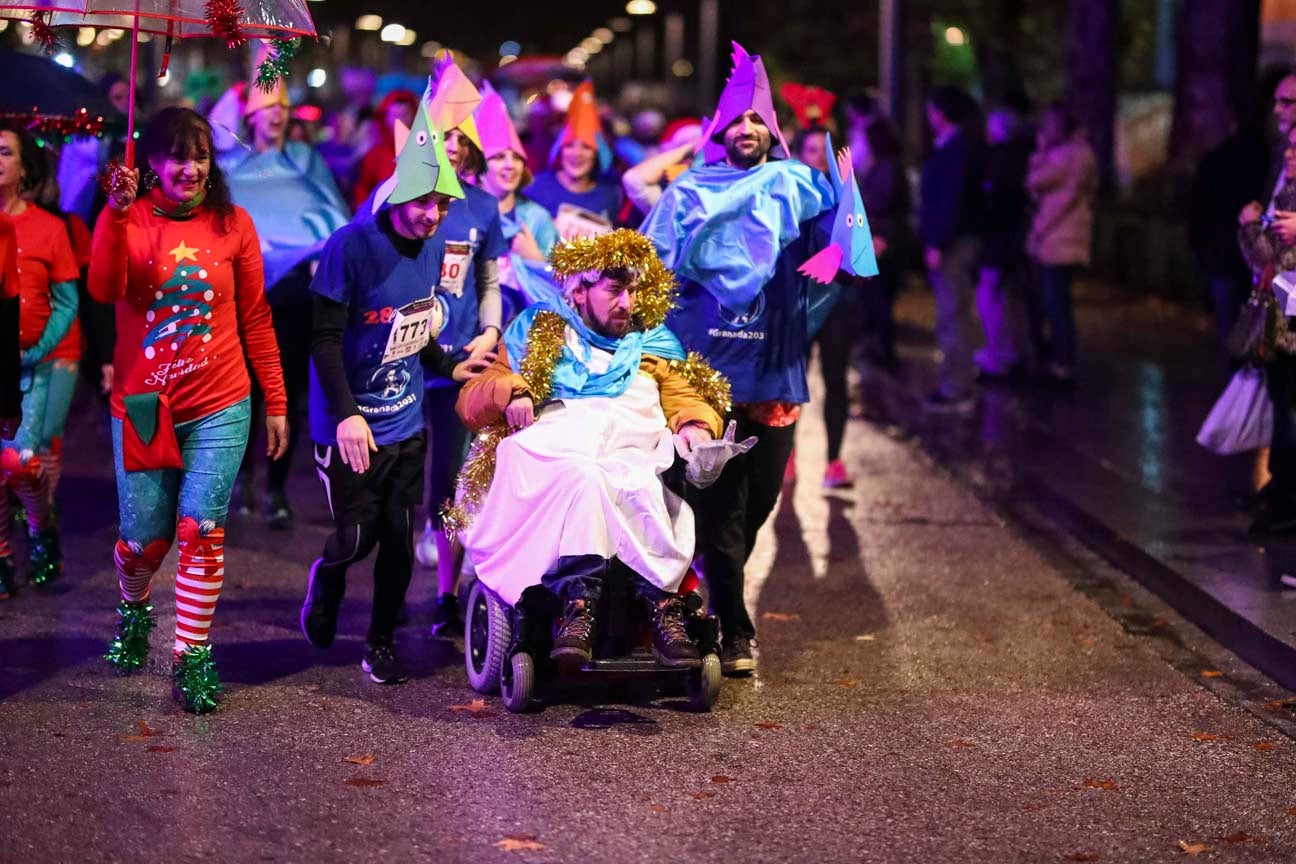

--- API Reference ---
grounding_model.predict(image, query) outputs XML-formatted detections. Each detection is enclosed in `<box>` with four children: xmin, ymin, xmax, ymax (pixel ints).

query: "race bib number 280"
<box><xmin>382</xmin><ymin>297</ymin><xmax>437</xmax><ymax>364</ymax></box>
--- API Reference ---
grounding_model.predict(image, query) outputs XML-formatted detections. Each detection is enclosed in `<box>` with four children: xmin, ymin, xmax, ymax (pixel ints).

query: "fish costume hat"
<box><xmin>699</xmin><ymin>42</ymin><xmax>791</xmax><ymax>164</ymax></box>
<box><xmin>799</xmin><ymin>134</ymin><xmax>879</xmax><ymax>282</ymax></box>
<box><xmin>548</xmin><ymin>79</ymin><xmax>613</xmax><ymax>173</ymax></box>
<box><xmin>372</xmin><ymin>78</ymin><xmax>465</xmax><ymax>214</ymax></box>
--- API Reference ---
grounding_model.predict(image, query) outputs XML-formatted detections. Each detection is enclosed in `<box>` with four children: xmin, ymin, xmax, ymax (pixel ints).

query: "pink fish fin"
<box><xmin>797</xmin><ymin>245</ymin><xmax>843</xmax><ymax>284</ymax></box>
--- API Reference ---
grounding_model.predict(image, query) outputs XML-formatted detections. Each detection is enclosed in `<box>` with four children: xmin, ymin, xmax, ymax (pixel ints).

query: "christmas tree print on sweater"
<box><xmin>144</xmin><ymin>254</ymin><xmax>216</xmax><ymax>361</ymax></box>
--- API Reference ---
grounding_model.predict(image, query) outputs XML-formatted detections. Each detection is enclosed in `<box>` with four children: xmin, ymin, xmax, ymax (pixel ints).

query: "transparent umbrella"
<box><xmin>0</xmin><ymin>0</ymin><xmax>316</xmax><ymax>164</ymax></box>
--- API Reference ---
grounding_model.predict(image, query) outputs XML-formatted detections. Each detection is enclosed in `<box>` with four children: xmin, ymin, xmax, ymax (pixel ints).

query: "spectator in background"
<box><xmin>975</xmin><ymin>107</ymin><xmax>1033</xmax><ymax>380</ymax></box>
<box><xmin>1025</xmin><ymin>102</ymin><xmax>1097</xmax><ymax>387</ymax></box>
<box><xmin>1189</xmin><ymin>112</ymin><xmax>1269</xmax><ymax>353</ymax></box>
<box><xmin>920</xmin><ymin>86</ymin><xmax>986</xmax><ymax>413</ymax></box>
<box><xmin>525</xmin><ymin>81</ymin><xmax>622</xmax><ymax>233</ymax></box>
<box><xmin>351</xmin><ymin>90</ymin><xmax>419</xmax><ymax>211</ymax></box>
<box><xmin>857</xmin><ymin>115</ymin><xmax>908</xmax><ymax>370</ymax></box>
<box><xmin>1240</xmin><ymin>72</ymin><xmax>1296</xmax><ymax>534</ymax></box>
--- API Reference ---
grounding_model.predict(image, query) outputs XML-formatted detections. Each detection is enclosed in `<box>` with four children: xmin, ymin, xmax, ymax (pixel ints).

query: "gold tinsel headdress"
<box><xmin>548</xmin><ymin>229</ymin><xmax>678</xmax><ymax>330</ymax></box>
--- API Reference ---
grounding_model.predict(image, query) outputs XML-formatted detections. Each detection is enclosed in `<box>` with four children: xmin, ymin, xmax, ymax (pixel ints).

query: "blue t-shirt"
<box><xmin>524</xmin><ymin>170</ymin><xmax>622</xmax><ymax>223</ymax></box>
<box><xmin>427</xmin><ymin>184</ymin><xmax>507</xmax><ymax>386</ymax></box>
<box><xmin>308</xmin><ymin>214</ymin><xmax>445</xmax><ymax>447</ymax></box>
<box><xmin>665</xmin><ymin>215</ymin><xmax>831</xmax><ymax>405</ymax></box>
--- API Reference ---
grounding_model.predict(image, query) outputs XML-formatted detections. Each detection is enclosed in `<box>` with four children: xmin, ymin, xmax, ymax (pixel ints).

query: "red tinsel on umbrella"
<box><xmin>29</xmin><ymin>10</ymin><xmax>60</xmax><ymax>54</ymax></box>
<box><xmin>205</xmin><ymin>0</ymin><xmax>246</xmax><ymax>49</ymax></box>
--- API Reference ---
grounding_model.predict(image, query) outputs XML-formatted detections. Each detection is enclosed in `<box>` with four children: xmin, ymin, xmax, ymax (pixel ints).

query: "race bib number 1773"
<box><xmin>382</xmin><ymin>296</ymin><xmax>438</xmax><ymax>364</ymax></box>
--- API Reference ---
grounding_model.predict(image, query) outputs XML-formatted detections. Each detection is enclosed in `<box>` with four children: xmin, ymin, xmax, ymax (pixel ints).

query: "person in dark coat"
<box><xmin>920</xmin><ymin>86</ymin><xmax>986</xmax><ymax>412</ymax></box>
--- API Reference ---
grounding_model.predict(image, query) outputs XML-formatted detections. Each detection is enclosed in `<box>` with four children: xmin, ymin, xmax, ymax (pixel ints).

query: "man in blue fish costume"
<box><xmin>641</xmin><ymin>42</ymin><xmax>875</xmax><ymax>677</ymax></box>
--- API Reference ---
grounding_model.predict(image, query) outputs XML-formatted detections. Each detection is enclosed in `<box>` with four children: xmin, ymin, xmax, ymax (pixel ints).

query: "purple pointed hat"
<box><xmin>700</xmin><ymin>42</ymin><xmax>790</xmax><ymax>164</ymax></box>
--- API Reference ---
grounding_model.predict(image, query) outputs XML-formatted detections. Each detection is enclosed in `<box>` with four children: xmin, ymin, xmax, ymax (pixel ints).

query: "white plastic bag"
<box><xmin>1196</xmin><ymin>367</ymin><xmax>1273</xmax><ymax>455</ymax></box>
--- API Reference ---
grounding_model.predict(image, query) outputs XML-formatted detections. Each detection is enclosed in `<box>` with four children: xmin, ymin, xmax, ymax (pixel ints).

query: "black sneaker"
<box><xmin>650</xmin><ymin>597</ymin><xmax>700</xmax><ymax>668</ymax></box>
<box><xmin>922</xmin><ymin>390</ymin><xmax>977</xmax><ymax>415</ymax></box>
<box><xmin>361</xmin><ymin>641</ymin><xmax>407</xmax><ymax>684</ymax></box>
<box><xmin>300</xmin><ymin>558</ymin><xmax>345</xmax><ymax>648</ymax></box>
<box><xmin>550</xmin><ymin>599</ymin><xmax>596</xmax><ymax>666</ymax></box>
<box><xmin>264</xmin><ymin>489</ymin><xmax>293</xmax><ymax>531</ymax></box>
<box><xmin>720</xmin><ymin>634</ymin><xmax>757</xmax><ymax>676</ymax></box>
<box><xmin>429</xmin><ymin>593</ymin><xmax>461</xmax><ymax>636</ymax></box>
<box><xmin>231</xmin><ymin>477</ymin><xmax>255</xmax><ymax>517</ymax></box>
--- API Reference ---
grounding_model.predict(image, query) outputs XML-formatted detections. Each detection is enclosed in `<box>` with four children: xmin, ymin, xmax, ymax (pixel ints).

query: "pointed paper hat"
<box><xmin>548</xmin><ymin>79</ymin><xmax>613</xmax><ymax>172</ymax></box>
<box><xmin>429</xmin><ymin>53</ymin><xmax>482</xmax><ymax>150</ymax></box>
<box><xmin>779</xmin><ymin>82</ymin><xmax>838</xmax><ymax>130</ymax></box>
<box><xmin>700</xmin><ymin>42</ymin><xmax>790</xmax><ymax>163</ymax></box>
<box><xmin>372</xmin><ymin>78</ymin><xmax>465</xmax><ymax>214</ymax></box>
<box><xmin>474</xmin><ymin>81</ymin><xmax>525</xmax><ymax>162</ymax></box>
<box><xmin>243</xmin><ymin>43</ymin><xmax>290</xmax><ymax>117</ymax></box>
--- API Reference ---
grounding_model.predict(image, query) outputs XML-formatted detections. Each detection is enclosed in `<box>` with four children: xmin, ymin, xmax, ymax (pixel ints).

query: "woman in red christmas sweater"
<box><xmin>89</xmin><ymin>107</ymin><xmax>288</xmax><ymax>713</ymax></box>
<box><xmin>0</xmin><ymin>122</ymin><xmax>79</xmax><ymax>597</ymax></box>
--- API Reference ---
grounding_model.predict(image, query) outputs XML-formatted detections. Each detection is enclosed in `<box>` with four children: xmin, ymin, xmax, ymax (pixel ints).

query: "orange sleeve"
<box><xmin>88</xmin><ymin>205</ymin><xmax>131</xmax><ymax>303</ymax></box>
<box><xmin>231</xmin><ymin>209</ymin><xmax>287</xmax><ymax>415</ymax></box>
<box><xmin>455</xmin><ymin>340</ymin><xmax>531</xmax><ymax>431</ymax></box>
<box><xmin>645</xmin><ymin>355</ymin><xmax>724</xmax><ymax>437</ymax></box>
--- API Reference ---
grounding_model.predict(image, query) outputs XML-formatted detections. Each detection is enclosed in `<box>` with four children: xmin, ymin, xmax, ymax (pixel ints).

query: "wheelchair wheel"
<box><xmin>686</xmin><ymin>653</ymin><xmax>723</xmax><ymax>712</ymax></box>
<box><xmin>464</xmin><ymin>580</ymin><xmax>511</xmax><ymax>694</ymax></box>
<box><xmin>501</xmin><ymin>652</ymin><xmax>535</xmax><ymax>713</ymax></box>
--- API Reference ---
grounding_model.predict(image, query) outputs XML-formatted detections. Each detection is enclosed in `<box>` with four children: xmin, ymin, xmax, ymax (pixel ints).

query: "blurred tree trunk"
<box><xmin>1167</xmin><ymin>0</ymin><xmax>1261</xmax><ymax>174</ymax></box>
<box><xmin>1066</xmin><ymin>0</ymin><xmax>1119</xmax><ymax>192</ymax></box>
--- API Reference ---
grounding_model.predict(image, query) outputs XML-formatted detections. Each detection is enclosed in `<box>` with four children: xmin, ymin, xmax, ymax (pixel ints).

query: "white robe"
<box><xmin>463</xmin><ymin>330</ymin><xmax>694</xmax><ymax>606</ymax></box>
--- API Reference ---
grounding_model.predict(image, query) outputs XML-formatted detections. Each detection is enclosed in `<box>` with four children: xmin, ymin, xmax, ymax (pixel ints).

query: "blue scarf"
<box><xmin>504</xmin><ymin>301</ymin><xmax>685</xmax><ymax>401</ymax></box>
<box><xmin>638</xmin><ymin>159</ymin><xmax>835</xmax><ymax>311</ymax></box>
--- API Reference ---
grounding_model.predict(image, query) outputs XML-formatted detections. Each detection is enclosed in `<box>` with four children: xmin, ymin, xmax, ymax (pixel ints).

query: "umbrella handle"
<box><xmin>124</xmin><ymin>0</ymin><xmax>140</xmax><ymax>168</ymax></box>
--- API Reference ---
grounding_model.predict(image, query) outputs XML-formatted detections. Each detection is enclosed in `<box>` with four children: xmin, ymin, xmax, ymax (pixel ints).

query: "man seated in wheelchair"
<box><xmin>452</xmin><ymin>230</ymin><xmax>728</xmax><ymax>668</ymax></box>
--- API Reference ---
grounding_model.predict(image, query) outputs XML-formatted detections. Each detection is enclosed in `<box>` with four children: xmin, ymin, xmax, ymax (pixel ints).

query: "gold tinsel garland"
<box><xmin>441</xmin><ymin>311</ymin><xmax>567</xmax><ymax>539</ymax></box>
<box><xmin>548</xmin><ymin>229</ymin><xmax>678</xmax><ymax>330</ymax></box>
<box><xmin>671</xmin><ymin>352</ymin><xmax>732</xmax><ymax>417</ymax></box>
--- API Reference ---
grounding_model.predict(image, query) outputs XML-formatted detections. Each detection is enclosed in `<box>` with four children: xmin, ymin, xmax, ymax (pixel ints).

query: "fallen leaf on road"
<box><xmin>117</xmin><ymin>720</ymin><xmax>160</xmax><ymax>743</ymax></box>
<box><xmin>1189</xmin><ymin>732</ymin><xmax>1220</xmax><ymax>742</ymax></box>
<box><xmin>1287</xmin><ymin>807</ymin><xmax>1296</xmax><ymax>817</ymax></box>
<box><xmin>1200</xmin><ymin>669</ymin><xmax>1224</xmax><ymax>679</ymax></box>
<box><xmin>1263</xmin><ymin>699</ymin><xmax>1290</xmax><ymax>712</ymax></box>
<box><xmin>1177</xmin><ymin>840</ymin><xmax>1209</xmax><ymax>855</ymax></box>
<box><xmin>854</xmin><ymin>634</ymin><xmax>877</xmax><ymax>642</ymax></box>
<box><xmin>495</xmin><ymin>835</ymin><xmax>545</xmax><ymax>852</ymax></box>
<box><xmin>1075</xmin><ymin>637</ymin><xmax>1096</xmax><ymax>647</ymax></box>
<box><xmin>343</xmin><ymin>754</ymin><xmax>376</xmax><ymax>766</ymax></box>
<box><xmin>343</xmin><ymin>778</ymin><xmax>385</xmax><ymax>788</ymax></box>
<box><xmin>711</xmin><ymin>775</ymin><xmax>737</xmax><ymax>784</ymax></box>
<box><xmin>1151</xmin><ymin>618</ymin><xmax>1169</xmax><ymax>629</ymax></box>
<box><xmin>830</xmin><ymin>679</ymin><xmax>858</xmax><ymax>688</ymax></box>
<box><xmin>1220</xmin><ymin>832</ymin><xmax>1258</xmax><ymax>844</ymax></box>
<box><xmin>146</xmin><ymin>746</ymin><xmax>175</xmax><ymax>753</ymax></box>
<box><xmin>690</xmin><ymin>791</ymin><xmax>717</xmax><ymax>800</ymax></box>
<box><xmin>753</xmin><ymin>723</ymin><xmax>783</xmax><ymax>731</ymax></box>
<box><xmin>1253</xmin><ymin>741</ymin><xmax>1276</xmax><ymax>751</ymax></box>
<box><xmin>944</xmin><ymin>740</ymin><xmax>973</xmax><ymax>748</ymax></box>
<box><xmin>1082</xmin><ymin>778</ymin><xmax>1118</xmax><ymax>791</ymax></box>
<box><xmin>1064</xmin><ymin>854</ymin><xmax>1101</xmax><ymax>862</ymax></box>
<box><xmin>761</xmin><ymin>612</ymin><xmax>800</xmax><ymax>622</ymax></box>
<box><xmin>648</xmin><ymin>804</ymin><xmax>669</xmax><ymax>814</ymax></box>
<box><xmin>450</xmin><ymin>699</ymin><xmax>493</xmax><ymax>714</ymax></box>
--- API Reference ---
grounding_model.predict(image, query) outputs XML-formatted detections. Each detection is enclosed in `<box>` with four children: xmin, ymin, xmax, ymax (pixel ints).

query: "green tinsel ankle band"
<box><xmin>172</xmin><ymin>645</ymin><xmax>222</xmax><ymax>715</ymax></box>
<box><xmin>105</xmin><ymin>600</ymin><xmax>155</xmax><ymax>672</ymax></box>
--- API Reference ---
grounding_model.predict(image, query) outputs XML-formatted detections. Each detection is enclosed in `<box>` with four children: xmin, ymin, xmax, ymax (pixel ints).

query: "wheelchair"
<box><xmin>462</xmin><ymin>562</ymin><xmax>724</xmax><ymax>713</ymax></box>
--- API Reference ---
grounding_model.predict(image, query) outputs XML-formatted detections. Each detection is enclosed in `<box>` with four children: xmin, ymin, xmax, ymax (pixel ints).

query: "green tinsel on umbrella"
<box><xmin>105</xmin><ymin>600</ymin><xmax>156</xmax><ymax>672</ymax></box>
<box><xmin>254</xmin><ymin>39</ymin><xmax>301</xmax><ymax>94</ymax></box>
<box><xmin>172</xmin><ymin>645</ymin><xmax>223</xmax><ymax>715</ymax></box>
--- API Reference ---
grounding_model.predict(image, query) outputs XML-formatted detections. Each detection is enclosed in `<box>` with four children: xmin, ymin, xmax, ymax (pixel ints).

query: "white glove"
<box><xmin>680</xmin><ymin>420</ymin><xmax>758</xmax><ymax>489</ymax></box>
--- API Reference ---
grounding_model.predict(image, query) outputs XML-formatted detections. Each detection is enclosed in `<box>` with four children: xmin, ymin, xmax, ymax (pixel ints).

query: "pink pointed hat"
<box><xmin>474</xmin><ymin>81</ymin><xmax>525</xmax><ymax>162</ymax></box>
<box><xmin>429</xmin><ymin>52</ymin><xmax>482</xmax><ymax>148</ymax></box>
<box><xmin>700</xmin><ymin>42</ymin><xmax>790</xmax><ymax>163</ymax></box>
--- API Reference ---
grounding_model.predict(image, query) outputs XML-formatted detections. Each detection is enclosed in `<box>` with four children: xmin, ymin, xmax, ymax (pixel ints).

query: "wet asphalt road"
<box><xmin>5</xmin><ymin>384</ymin><xmax>1296</xmax><ymax>864</ymax></box>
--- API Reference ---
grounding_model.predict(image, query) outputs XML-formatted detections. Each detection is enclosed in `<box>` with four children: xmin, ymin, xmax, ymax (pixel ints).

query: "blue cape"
<box><xmin>504</xmin><ymin>301</ymin><xmax>685</xmax><ymax>402</ymax></box>
<box><xmin>639</xmin><ymin>160</ymin><xmax>835</xmax><ymax>312</ymax></box>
